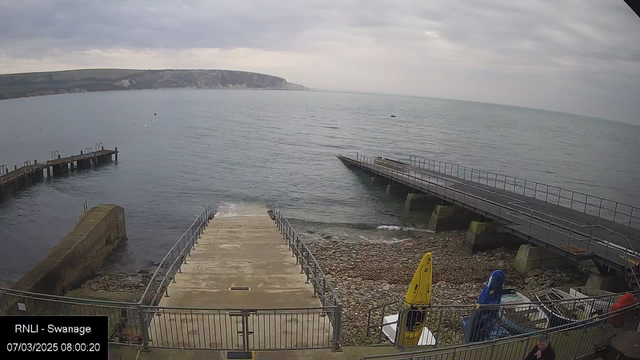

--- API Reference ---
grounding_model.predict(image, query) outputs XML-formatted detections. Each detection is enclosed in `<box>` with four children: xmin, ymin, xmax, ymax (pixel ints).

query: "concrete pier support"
<box><xmin>52</xmin><ymin>164</ymin><xmax>69</xmax><ymax>176</ymax></box>
<box><xmin>428</xmin><ymin>205</ymin><xmax>481</xmax><ymax>232</ymax></box>
<box><xmin>463</xmin><ymin>221</ymin><xmax>524</xmax><ymax>254</ymax></box>
<box><xmin>386</xmin><ymin>184</ymin><xmax>411</xmax><ymax>197</ymax></box>
<box><xmin>404</xmin><ymin>193</ymin><xmax>442</xmax><ymax>212</ymax></box>
<box><xmin>77</xmin><ymin>159</ymin><xmax>89</xmax><ymax>169</ymax></box>
<box><xmin>513</xmin><ymin>244</ymin><xmax>573</xmax><ymax>274</ymax></box>
<box><xmin>584</xmin><ymin>273</ymin><xmax>627</xmax><ymax>293</ymax></box>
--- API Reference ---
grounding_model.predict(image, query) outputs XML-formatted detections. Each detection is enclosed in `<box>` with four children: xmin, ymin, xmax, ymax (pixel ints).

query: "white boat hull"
<box><xmin>381</xmin><ymin>314</ymin><xmax>436</xmax><ymax>346</ymax></box>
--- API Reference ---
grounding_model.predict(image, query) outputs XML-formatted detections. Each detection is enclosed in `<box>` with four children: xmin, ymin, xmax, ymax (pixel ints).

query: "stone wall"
<box><xmin>12</xmin><ymin>204</ymin><xmax>126</xmax><ymax>295</ymax></box>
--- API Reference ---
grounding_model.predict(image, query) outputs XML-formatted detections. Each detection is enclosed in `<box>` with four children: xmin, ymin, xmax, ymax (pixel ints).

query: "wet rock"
<box><xmin>527</xmin><ymin>269</ymin><xmax>543</xmax><ymax>277</ymax></box>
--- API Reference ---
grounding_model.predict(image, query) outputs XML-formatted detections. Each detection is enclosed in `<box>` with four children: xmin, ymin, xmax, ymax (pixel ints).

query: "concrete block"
<box><xmin>584</xmin><ymin>274</ymin><xmax>628</xmax><ymax>293</ymax></box>
<box><xmin>513</xmin><ymin>244</ymin><xmax>572</xmax><ymax>274</ymax></box>
<box><xmin>12</xmin><ymin>204</ymin><xmax>126</xmax><ymax>295</ymax></box>
<box><xmin>468</xmin><ymin>221</ymin><xmax>502</xmax><ymax>234</ymax></box>
<box><xmin>463</xmin><ymin>221</ymin><xmax>521</xmax><ymax>254</ymax></box>
<box><xmin>386</xmin><ymin>184</ymin><xmax>411</xmax><ymax>197</ymax></box>
<box><xmin>404</xmin><ymin>193</ymin><xmax>442</xmax><ymax>212</ymax></box>
<box><xmin>428</xmin><ymin>205</ymin><xmax>481</xmax><ymax>232</ymax></box>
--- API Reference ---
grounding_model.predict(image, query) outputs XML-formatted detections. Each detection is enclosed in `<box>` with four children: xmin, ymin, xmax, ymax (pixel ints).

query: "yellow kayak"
<box><xmin>399</xmin><ymin>252</ymin><xmax>433</xmax><ymax>346</ymax></box>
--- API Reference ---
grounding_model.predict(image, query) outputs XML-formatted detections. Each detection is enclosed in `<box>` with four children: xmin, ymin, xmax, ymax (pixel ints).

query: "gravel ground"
<box><xmin>306</xmin><ymin>228</ymin><xmax>589</xmax><ymax>346</ymax></box>
<box><xmin>75</xmin><ymin>270</ymin><xmax>152</xmax><ymax>294</ymax></box>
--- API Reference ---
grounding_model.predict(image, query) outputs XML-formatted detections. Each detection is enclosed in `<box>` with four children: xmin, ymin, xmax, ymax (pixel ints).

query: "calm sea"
<box><xmin>1</xmin><ymin>89</ymin><xmax>639</xmax><ymax>285</ymax></box>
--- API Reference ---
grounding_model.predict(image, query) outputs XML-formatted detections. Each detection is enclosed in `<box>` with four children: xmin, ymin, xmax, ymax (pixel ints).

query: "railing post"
<box><xmin>322</xmin><ymin>277</ymin><xmax>327</xmax><ymax>305</ymax></box>
<box><xmin>568</xmin><ymin>223</ymin><xmax>574</xmax><ymax>248</ymax></box>
<box><xmin>332</xmin><ymin>304</ymin><xmax>342</xmax><ymax>351</ymax></box>
<box><xmin>139</xmin><ymin>306</ymin><xmax>150</xmax><ymax>351</ymax></box>
<box><xmin>396</xmin><ymin>307</ymin><xmax>406</xmax><ymax>351</ymax></box>
<box><xmin>613</xmin><ymin>203</ymin><xmax>619</xmax><ymax>222</ymax></box>
<box><xmin>305</xmin><ymin>250</ymin><xmax>310</xmax><ymax>282</ymax></box>
<box><xmin>312</xmin><ymin>261</ymin><xmax>318</xmax><ymax>297</ymax></box>
<box><xmin>586</xmin><ymin>226</ymin><xmax>594</xmax><ymax>253</ymax></box>
<box><xmin>241</xmin><ymin>309</ymin><xmax>250</xmax><ymax>353</ymax></box>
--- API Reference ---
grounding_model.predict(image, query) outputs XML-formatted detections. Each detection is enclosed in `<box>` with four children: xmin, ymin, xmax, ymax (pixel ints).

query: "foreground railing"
<box><xmin>366</xmin><ymin>290</ymin><xmax>638</xmax><ymax>349</ymax></box>
<box><xmin>405</xmin><ymin>155</ymin><xmax>640</xmax><ymax>229</ymax></box>
<box><xmin>0</xmin><ymin>287</ymin><xmax>146</xmax><ymax>346</ymax></box>
<box><xmin>349</xmin><ymin>154</ymin><xmax>640</xmax><ymax>275</ymax></box>
<box><xmin>142</xmin><ymin>305</ymin><xmax>337</xmax><ymax>351</ymax></box>
<box><xmin>140</xmin><ymin>204</ymin><xmax>214</xmax><ymax>306</ymax></box>
<box><xmin>0</xmin><ymin>287</ymin><xmax>339</xmax><ymax>351</ymax></box>
<box><xmin>272</xmin><ymin>204</ymin><xmax>342</xmax><ymax>350</ymax></box>
<box><xmin>363</xmin><ymin>301</ymin><xmax>640</xmax><ymax>360</ymax></box>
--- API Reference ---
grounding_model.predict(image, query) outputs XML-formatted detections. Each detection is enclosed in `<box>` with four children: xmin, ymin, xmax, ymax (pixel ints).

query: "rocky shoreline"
<box><xmin>305</xmin><ymin>228</ymin><xmax>589</xmax><ymax>346</ymax></box>
<box><xmin>64</xmin><ymin>269</ymin><xmax>153</xmax><ymax>303</ymax></box>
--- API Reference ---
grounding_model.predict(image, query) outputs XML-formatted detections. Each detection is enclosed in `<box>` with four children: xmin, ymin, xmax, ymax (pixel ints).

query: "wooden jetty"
<box><xmin>0</xmin><ymin>146</ymin><xmax>118</xmax><ymax>200</ymax></box>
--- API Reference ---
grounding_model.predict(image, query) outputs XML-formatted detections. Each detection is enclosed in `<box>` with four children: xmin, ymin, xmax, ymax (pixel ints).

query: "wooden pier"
<box><xmin>0</xmin><ymin>146</ymin><xmax>118</xmax><ymax>200</ymax></box>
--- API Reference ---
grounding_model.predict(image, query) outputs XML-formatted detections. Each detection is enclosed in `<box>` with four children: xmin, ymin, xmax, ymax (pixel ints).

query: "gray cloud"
<box><xmin>0</xmin><ymin>0</ymin><xmax>639</xmax><ymax>124</ymax></box>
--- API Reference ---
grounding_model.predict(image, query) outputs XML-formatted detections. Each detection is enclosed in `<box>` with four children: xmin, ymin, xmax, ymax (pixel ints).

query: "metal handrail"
<box><xmin>365</xmin><ymin>288</ymin><xmax>639</xmax><ymax>345</ymax></box>
<box><xmin>272</xmin><ymin>204</ymin><xmax>340</xmax><ymax>307</ymax></box>
<box><xmin>352</xmin><ymin>154</ymin><xmax>639</xmax><ymax>271</ymax></box>
<box><xmin>363</xmin><ymin>301</ymin><xmax>640</xmax><ymax>359</ymax></box>
<box><xmin>139</xmin><ymin>204</ymin><xmax>214</xmax><ymax>305</ymax></box>
<box><xmin>406</xmin><ymin>155</ymin><xmax>640</xmax><ymax>228</ymax></box>
<box><xmin>272</xmin><ymin>204</ymin><xmax>342</xmax><ymax>351</ymax></box>
<box><xmin>141</xmin><ymin>305</ymin><xmax>338</xmax><ymax>311</ymax></box>
<box><xmin>0</xmin><ymin>287</ymin><xmax>140</xmax><ymax>307</ymax></box>
<box><xmin>367</xmin><ymin>288</ymin><xmax>638</xmax><ymax>316</ymax></box>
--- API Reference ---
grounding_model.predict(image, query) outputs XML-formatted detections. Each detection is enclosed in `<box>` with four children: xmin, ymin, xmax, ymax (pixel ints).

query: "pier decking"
<box><xmin>338</xmin><ymin>154</ymin><xmax>640</xmax><ymax>288</ymax></box>
<box><xmin>0</xmin><ymin>147</ymin><xmax>118</xmax><ymax>199</ymax></box>
<box><xmin>147</xmin><ymin>205</ymin><xmax>332</xmax><ymax>351</ymax></box>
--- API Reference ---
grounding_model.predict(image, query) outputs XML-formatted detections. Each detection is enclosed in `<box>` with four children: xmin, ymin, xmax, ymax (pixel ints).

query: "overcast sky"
<box><xmin>1</xmin><ymin>0</ymin><xmax>639</xmax><ymax>124</ymax></box>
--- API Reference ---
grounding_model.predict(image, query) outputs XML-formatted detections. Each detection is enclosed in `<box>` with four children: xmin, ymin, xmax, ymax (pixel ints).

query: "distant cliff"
<box><xmin>0</xmin><ymin>69</ymin><xmax>309</xmax><ymax>100</ymax></box>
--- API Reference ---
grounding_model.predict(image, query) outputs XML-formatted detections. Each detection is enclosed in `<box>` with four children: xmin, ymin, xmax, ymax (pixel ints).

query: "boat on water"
<box><xmin>535</xmin><ymin>287</ymin><xmax>620</xmax><ymax>327</ymax></box>
<box><xmin>381</xmin><ymin>252</ymin><xmax>435</xmax><ymax>346</ymax></box>
<box><xmin>462</xmin><ymin>270</ymin><xmax>513</xmax><ymax>343</ymax></box>
<box><xmin>499</xmin><ymin>289</ymin><xmax>549</xmax><ymax>334</ymax></box>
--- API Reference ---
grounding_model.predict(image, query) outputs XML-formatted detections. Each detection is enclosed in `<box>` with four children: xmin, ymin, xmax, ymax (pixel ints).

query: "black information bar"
<box><xmin>1</xmin><ymin>316</ymin><xmax>108</xmax><ymax>360</ymax></box>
